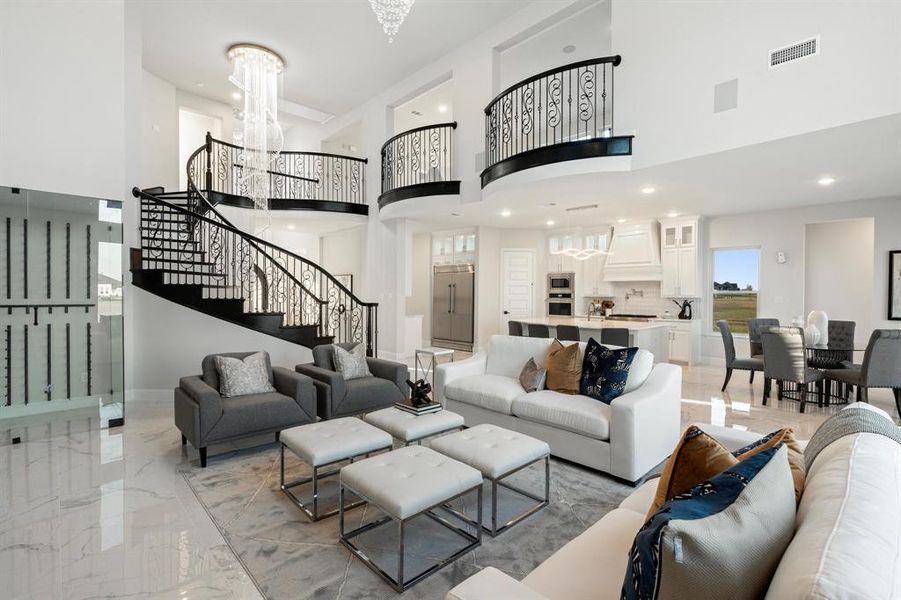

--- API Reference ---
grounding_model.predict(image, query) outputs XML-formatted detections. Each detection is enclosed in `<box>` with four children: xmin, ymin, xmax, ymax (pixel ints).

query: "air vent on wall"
<box><xmin>769</xmin><ymin>36</ymin><xmax>819</xmax><ymax>68</ymax></box>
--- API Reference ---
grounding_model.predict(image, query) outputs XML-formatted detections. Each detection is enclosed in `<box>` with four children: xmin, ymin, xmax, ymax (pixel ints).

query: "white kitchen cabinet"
<box><xmin>664</xmin><ymin>319</ymin><xmax>702</xmax><ymax>365</ymax></box>
<box><xmin>659</xmin><ymin>216</ymin><xmax>700</xmax><ymax>297</ymax></box>
<box><xmin>604</xmin><ymin>220</ymin><xmax>662</xmax><ymax>281</ymax></box>
<box><xmin>432</xmin><ymin>230</ymin><xmax>476</xmax><ymax>265</ymax></box>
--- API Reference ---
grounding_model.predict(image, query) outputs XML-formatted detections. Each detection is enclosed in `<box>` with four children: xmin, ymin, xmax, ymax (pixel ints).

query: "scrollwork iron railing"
<box><xmin>483</xmin><ymin>56</ymin><xmax>621</xmax><ymax>171</ymax></box>
<box><xmin>190</xmin><ymin>133</ymin><xmax>367</xmax><ymax>205</ymax></box>
<box><xmin>380</xmin><ymin>122</ymin><xmax>456</xmax><ymax>195</ymax></box>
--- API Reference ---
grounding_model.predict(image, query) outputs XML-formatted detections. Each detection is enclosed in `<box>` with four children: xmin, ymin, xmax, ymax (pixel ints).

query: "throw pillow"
<box><xmin>545</xmin><ymin>339</ymin><xmax>582</xmax><ymax>395</ymax></box>
<box><xmin>734</xmin><ymin>428</ymin><xmax>806</xmax><ymax>503</ymax></box>
<box><xmin>623</xmin><ymin>446</ymin><xmax>796</xmax><ymax>600</ymax></box>
<box><xmin>214</xmin><ymin>352</ymin><xmax>276</xmax><ymax>398</ymax></box>
<box><xmin>518</xmin><ymin>357</ymin><xmax>547</xmax><ymax>393</ymax></box>
<box><xmin>579</xmin><ymin>337</ymin><xmax>638</xmax><ymax>404</ymax></box>
<box><xmin>333</xmin><ymin>343</ymin><xmax>371</xmax><ymax>380</ymax></box>
<box><xmin>647</xmin><ymin>425</ymin><xmax>738</xmax><ymax>517</ymax></box>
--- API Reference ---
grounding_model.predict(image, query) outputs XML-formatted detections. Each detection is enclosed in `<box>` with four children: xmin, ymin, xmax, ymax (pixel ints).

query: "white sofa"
<box><xmin>447</xmin><ymin>406</ymin><xmax>901</xmax><ymax>600</ymax></box>
<box><xmin>435</xmin><ymin>335</ymin><xmax>682</xmax><ymax>483</ymax></box>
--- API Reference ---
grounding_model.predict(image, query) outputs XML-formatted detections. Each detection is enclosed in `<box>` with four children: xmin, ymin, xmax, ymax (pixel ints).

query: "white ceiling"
<box><xmin>138</xmin><ymin>0</ymin><xmax>530</xmax><ymax>119</ymax></box>
<box><xmin>411</xmin><ymin>113</ymin><xmax>901</xmax><ymax>230</ymax></box>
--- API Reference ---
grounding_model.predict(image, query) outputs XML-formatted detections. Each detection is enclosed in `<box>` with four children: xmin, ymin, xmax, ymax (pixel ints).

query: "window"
<box><xmin>712</xmin><ymin>248</ymin><xmax>760</xmax><ymax>333</ymax></box>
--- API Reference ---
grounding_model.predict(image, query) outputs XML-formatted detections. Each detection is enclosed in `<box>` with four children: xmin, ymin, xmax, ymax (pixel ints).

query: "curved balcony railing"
<box><xmin>379</xmin><ymin>122</ymin><xmax>460</xmax><ymax>209</ymax></box>
<box><xmin>481</xmin><ymin>56</ymin><xmax>632</xmax><ymax>187</ymax></box>
<box><xmin>189</xmin><ymin>133</ymin><xmax>368</xmax><ymax>214</ymax></box>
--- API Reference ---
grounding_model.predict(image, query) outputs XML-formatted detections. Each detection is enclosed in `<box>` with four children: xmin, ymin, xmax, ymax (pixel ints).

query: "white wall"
<box><xmin>613</xmin><ymin>0</ymin><xmax>901</xmax><ymax>169</ymax></box>
<box><xmin>804</xmin><ymin>218</ymin><xmax>874</xmax><ymax>344</ymax></box>
<box><xmin>406</xmin><ymin>233</ymin><xmax>433</xmax><ymax>345</ymax></box>
<box><xmin>141</xmin><ymin>70</ymin><xmax>179</xmax><ymax>192</ymax></box>
<box><xmin>320</xmin><ymin>227</ymin><xmax>365</xmax><ymax>291</ymax></box>
<box><xmin>701</xmin><ymin>196</ymin><xmax>900</xmax><ymax>361</ymax></box>
<box><xmin>283</xmin><ymin>120</ymin><xmax>326</xmax><ymax>153</ymax></box>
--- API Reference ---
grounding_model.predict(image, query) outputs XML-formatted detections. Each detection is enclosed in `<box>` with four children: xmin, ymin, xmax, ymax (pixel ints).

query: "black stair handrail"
<box><xmin>483</xmin><ymin>55</ymin><xmax>622</xmax><ymax>171</ymax></box>
<box><xmin>380</xmin><ymin>121</ymin><xmax>457</xmax><ymax>195</ymax></box>
<box><xmin>195</xmin><ymin>133</ymin><xmax>368</xmax><ymax>205</ymax></box>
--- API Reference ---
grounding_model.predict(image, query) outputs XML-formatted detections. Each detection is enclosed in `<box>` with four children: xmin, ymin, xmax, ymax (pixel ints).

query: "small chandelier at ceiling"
<box><xmin>369</xmin><ymin>0</ymin><xmax>416</xmax><ymax>43</ymax></box>
<box><xmin>550</xmin><ymin>232</ymin><xmax>611</xmax><ymax>261</ymax></box>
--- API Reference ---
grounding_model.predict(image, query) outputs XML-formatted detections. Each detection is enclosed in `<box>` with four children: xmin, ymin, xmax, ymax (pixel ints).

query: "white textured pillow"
<box><xmin>214</xmin><ymin>352</ymin><xmax>275</xmax><ymax>398</ymax></box>
<box><xmin>334</xmin><ymin>343</ymin><xmax>371</xmax><ymax>380</ymax></box>
<box><xmin>624</xmin><ymin>349</ymin><xmax>653</xmax><ymax>393</ymax></box>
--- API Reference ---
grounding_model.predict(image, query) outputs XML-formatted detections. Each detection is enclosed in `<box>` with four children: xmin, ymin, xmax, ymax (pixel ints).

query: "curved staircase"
<box><xmin>130</xmin><ymin>142</ymin><xmax>378</xmax><ymax>355</ymax></box>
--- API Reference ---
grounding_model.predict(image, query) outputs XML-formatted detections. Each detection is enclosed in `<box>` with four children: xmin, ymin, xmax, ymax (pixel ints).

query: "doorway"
<box><xmin>178</xmin><ymin>108</ymin><xmax>222</xmax><ymax>190</ymax></box>
<box><xmin>500</xmin><ymin>249</ymin><xmax>535</xmax><ymax>332</ymax></box>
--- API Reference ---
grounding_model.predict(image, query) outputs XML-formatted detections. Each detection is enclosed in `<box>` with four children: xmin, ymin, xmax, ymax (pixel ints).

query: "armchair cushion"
<box><xmin>366</xmin><ymin>357</ymin><xmax>408</xmax><ymax>397</ymax></box>
<box><xmin>206</xmin><ymin>391</ymin><xmax>310</xmax><ymax>443</ymax></box>
<box><xmin>333</xmin><ymin>343</ymin><xmax>371</xmax><ymax>380</ymax></box>
<box><xmin>311</xmin><ymin>342</ymin><xmax>356</xmax><ymax>370</ymax></box>
<box><xmin>339</xmin><ymin>377</ymin><xmax>404</xmax><ymax>415</ymax></box>
<box><xmin>201</xmin><ymin>351</ymin><xmax>273</xmax><ymax>392</ymax></box>
<box><xmin>214</xmin><ymin>352</ymin><xmax>276</xmax><ymax>397</ymax></box>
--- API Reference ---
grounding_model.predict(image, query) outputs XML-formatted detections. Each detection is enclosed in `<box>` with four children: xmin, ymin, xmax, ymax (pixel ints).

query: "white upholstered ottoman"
<box><xmin>363</xmin><ymin>407</ymin><xmax>465</xmax><ymax>445</ymax></box>
<box><xmin>339</xmin><ymin>446</ymin><xmax>483</xmax><ymax>592</ymax></box>
<box><xmin>430</xmin><ymin>424</ymin><xmax>551</xmax><ymax>535</ymax></box>
<box><xmin>279</xmin><ymin>417</ymin><xmax>392</xmax><ymax>521</ymax></box>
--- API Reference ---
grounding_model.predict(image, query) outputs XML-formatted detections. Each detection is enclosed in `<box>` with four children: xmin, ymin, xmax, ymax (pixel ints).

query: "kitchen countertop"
<box><xmin>517</xmin><ymin>316</ymin><xmax>672</xmax><ymax>331</ymax></box>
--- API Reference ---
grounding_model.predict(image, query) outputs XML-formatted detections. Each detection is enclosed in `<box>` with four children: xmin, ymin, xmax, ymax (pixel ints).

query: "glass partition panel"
<box><xmin>0</xmin><ymin>186</ymin><xmax>124</xmax><ymax>426</ymax></box>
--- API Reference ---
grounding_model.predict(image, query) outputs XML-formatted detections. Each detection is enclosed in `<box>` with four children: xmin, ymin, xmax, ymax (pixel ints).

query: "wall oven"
<box><xmin>547</xmin><ymin>293</ymin><xmax>574</xmax><ymax>316</ymax></box>
<box><xmin>547</xmin><ymin>272</ymin><xmax>574</xmax><ymax>293</ymax></box>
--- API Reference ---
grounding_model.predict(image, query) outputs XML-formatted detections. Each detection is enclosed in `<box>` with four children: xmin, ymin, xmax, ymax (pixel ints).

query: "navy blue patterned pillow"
<box><xmin>579</xmin><ymin>337</ymin><xmax>638</xmax><ymax>404</ymax></box>
<box><xmin>622</xmin><ymin>446</ymin><xmax>793</xmax><ymax>600</ymax></box>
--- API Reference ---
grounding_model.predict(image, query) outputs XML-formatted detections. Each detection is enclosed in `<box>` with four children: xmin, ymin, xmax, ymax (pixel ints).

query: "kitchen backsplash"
<box><xmin>582</xmin><ymin>282</ymin><xmax>702</xmax><ymax>319</ymax></box>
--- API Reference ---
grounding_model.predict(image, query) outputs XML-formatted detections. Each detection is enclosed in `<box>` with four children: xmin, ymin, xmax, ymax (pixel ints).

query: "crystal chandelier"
<box><xmin>550</xmin><ymin>232</ymin><xmax>611</xmax><ymax>261</ymax></box>
<box><xmin>227</xmin><ymin>43</ymin><xmax>285</xmax><ymax>234</ymax></box>
<box><xmin>369</xmin><ymin>0</ymin><xmax>416</xmax><ymax>43</ymax></box>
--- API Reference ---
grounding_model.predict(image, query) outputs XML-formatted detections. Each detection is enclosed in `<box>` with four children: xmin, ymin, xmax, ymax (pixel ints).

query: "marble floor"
<box><xmin>1</xmin><ymin>363</ymin><xmax>897</xmax><ymax>599</ymax></box>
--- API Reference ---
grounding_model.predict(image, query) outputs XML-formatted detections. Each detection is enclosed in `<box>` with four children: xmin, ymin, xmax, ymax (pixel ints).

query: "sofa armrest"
<box><xmin>272</xmin><ymin>367</ymin><xmax>317</xmax><ymax>423</ymax></box>
<box><xmin>435</xmin><ymin>353</ymin><xmax>487</xmax><ymax>405</ymax></box>
<box><xmin>178</xmin><ymin>375</ymin><xmax>225</xmax><ymax>441</ymax></box>
<box><xmin>446</xmin><ymin>567</ymin><xmax>549</xmax><ymax>600</ymax></box>
<box><xmin>609</xmin><ymin>363</ymin><xmax>682</xmax><ymax>482</ymax></box>
<box><xmin>367</xmin><ymin>357</ymin><xmax>409</xmax><ymax>398</ymax></box>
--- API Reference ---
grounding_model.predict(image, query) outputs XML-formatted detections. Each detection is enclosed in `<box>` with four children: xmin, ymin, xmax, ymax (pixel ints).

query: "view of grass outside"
<box><xmin>712</xmin><ymin>248</ymin><xmax>760</xmax><ymax>334</ymax></box>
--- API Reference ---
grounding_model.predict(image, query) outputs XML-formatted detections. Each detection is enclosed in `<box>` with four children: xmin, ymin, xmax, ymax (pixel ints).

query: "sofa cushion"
<box><xmin>444</xmin><ymin>374</ymin><xmax>525</xmax><ymax>415</ymax></box>
<box><xmin>512</xmin><ymin>390</ymin><xmax>611</xmax><ymax>440</ymax></box>
<box><xmin>522</xmin><ymin>508</ymin><xmax>647</xmax><ymax>600</ymax></box>
<box><xmin>579</xmin><ymin>338</ymin><xmax>638</xmax><ymax>404</ymax></box>
<box><xmin>486</xmin><ymin>335</ymin><xmax>554</xmax><ymax>378</ymax></box>
<box><xmin>624</xmin><ymin>446</ymin><xmax>796</xmax><ymax>600</ymax></box>
<box><xmin>624</xmin><ymin>348</ymin><xmax>653</xmax><ymax>393</ymax></box>
<box><xmin>518</xmin><ymin>357</ymin><xmax>547</xmax><ymax>393</ymax></box>
<box><xmin>734</xmin><ymin>428</ymin><xmax>806</xmax><ymax>503</ymax></box>
<box><xmin>766</xmin><ymin>432</ymin><xmax>901</xmax><ymax>599</ymax></box>
<box><xmin>546</xmin><ymin>339</ymin><xmax>582</xmax><ymax>395</ymax></box>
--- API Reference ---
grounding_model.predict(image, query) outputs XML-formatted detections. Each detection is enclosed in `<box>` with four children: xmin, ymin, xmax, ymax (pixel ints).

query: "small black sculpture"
<box><xmin>406</xmin><ymin>378</ymin><xmax>433</xmax><ymax>407</ymax></box>
<box><xmin>673</xmin><ymin>298</ymin><xmax>694</xmax><ymax>320</ymax></box>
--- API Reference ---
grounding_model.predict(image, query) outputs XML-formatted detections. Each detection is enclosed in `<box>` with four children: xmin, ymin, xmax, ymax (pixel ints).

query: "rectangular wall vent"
<box><xmin>769</xmin><ymin>36</ymin><xmax>819</xmax><ymax>68</ymax></box>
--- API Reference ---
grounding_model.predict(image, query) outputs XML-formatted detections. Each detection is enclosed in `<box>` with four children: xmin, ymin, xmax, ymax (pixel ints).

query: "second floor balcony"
<box><xmin>378</xmin><ymin>122</ymin><xmax>460</xmax><ymax>211</ymax></box>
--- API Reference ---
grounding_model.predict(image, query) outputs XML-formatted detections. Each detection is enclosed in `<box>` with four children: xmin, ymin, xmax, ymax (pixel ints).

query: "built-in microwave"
<box><xmin>547</xmin><ymin>272</ymin><xmax>574</xmax><ymax>293</ymax></box>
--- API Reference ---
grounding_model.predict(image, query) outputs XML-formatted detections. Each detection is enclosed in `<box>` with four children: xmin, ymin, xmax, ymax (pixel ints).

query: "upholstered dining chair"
<box><xmin>761</xmin><ymin>326</ymin><xmax>825</xmax><ymax>413</ymax></box>
<box><xmin>600</xmin><ymin>328</ymin><xmax>630</xmax><ymax>347</ymax></box>
<box><xmin>825</xmin><ymin>330</ymin><xmax>901</xmax><ymax>414</ymax></box>
<box><xmin>747</xmin><ymin>318</ymin><xmax>780</xmax><ymax>359</ymax></box>
<box><xmin>716</xmin><ymin>320</ymin><xmax>764</xmax><ymax>391</ymax></box>
<box><xmin>556</xmin><ymin>324</ymin><xmax>581</xmax><ymax>342</ymax></box>
<box><xmin>527</xmin><ymin>324</ymin><xmax>550</xmax><ymax>338</ymax></box>
<box><xmin>508</xmin><ymin>320</ymin><xmax>524</xmax><ymax>336</ymax></box>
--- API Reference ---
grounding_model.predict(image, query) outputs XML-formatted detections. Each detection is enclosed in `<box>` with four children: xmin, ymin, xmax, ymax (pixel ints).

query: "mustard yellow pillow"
<box><xmin>735</xmin><ymin>428</ymin><xmax>806</xmax><ymax>503</ymax></box>
<box><xmin>545</xmin><ymin>339</ymin><xmax>582</xmax><ymax>395</ymax></box>
<box><xmin>647</xmin><ymin>425</ymin><xmax>737</xmax><ymax>517</ymax></box>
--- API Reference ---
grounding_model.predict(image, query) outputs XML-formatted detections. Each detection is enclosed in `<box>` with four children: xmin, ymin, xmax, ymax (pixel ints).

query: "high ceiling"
<box><xmin>138</xmin><ymin>0</ymin><xmax>530</xmax><ymax>120</ymax></box>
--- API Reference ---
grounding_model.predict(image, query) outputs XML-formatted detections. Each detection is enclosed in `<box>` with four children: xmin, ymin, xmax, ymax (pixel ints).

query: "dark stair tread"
<box><xmin>140</xmin><ymin>257</ymin><xmax>214</xmax><ymax>265</ymax></box>
<box><xmin>152</xmin><ymin>269</ymin><xmax>225</xmax><ymax>276</ymax></box>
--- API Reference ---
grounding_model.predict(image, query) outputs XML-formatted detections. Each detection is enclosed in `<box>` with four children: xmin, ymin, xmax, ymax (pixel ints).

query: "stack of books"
<box><xmin>394</xmin><ymin>400</ymin><xmax>442</xmax><ymax>416</ymax></box>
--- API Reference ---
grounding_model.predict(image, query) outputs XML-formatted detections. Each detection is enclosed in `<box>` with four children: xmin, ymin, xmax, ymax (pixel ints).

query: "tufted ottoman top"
<box><xmin>340</xmin><ymin>446</ymin><xmax>482</xmax><ymax>520</ymax></box>
<box><xmin>280</xmin><ymin>417</ymin><xmax>392</xmax><ymax>467</ymax></box>
<box><xmin>363</xmin><ymin>407</ymin><xmax>465</xmax><ymax>442</ymax></box>
<box><xmin>430</xmin><ymin>424</ymin><xmax>550</xmax><ymax>479</ymax></box>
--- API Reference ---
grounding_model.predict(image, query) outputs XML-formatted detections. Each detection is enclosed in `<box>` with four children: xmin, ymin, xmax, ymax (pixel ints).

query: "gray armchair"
<box><xmin>174</xmin><ymin>351</ymin><xmax>317</xmax><ymax>467</ymax></box>
<box><xmin>761</xmin><ymin>327</ymin><xmax>825</xmax><ymax>413</ymax></box>
<box><xmin>295</xmin><ymin>343</ymin><xmax>407</xmax><ymax>420</ymax></box>
<box><xmin>717</xmin><ymin>320</ymin><xmax>764</xmax><ymax>391</ymax></box>
<box><xmin>825</xmin><ymin>330</ymin><xmax>901</xmax><ymax>412</ymax></box>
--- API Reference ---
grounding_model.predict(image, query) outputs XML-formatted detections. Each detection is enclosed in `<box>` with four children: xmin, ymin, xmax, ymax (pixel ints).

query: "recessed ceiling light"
<box><xmin>287</xmin><ymin>224</ymin><xmax>296</xmax><ymax>230</ymax></box>
<box><xmin>818</xmin><ymin>176</ymin><xmax>836</xmax><ymax>186</ymax></box>
<box><xmin>438</xmin><ymin>104</ymin><xmax>448</xmax><ymax>113</ymax></box>
<box><xmin>546</xmin><ymin>220</ymin><xmax>555</xmax><ymax>227</ymax></box>
<box><xmin>195</xmin><ymin>81</ymin><xmax>204</xmax><ymax>87</ymax></box>
<box><xmin>562</xmin><ymin>45</ymin><xmax>576</xmax><ymax>54</ymax></box>
<box><xmin>666</xmin><ymin>211</ymin><xmax>680</xmax><ymax>218</ymax></box>
<box><xmin>500</xmin><ymin>209</ymin><xmax>511</xmax><ymax>217</ymax></box>
<box><xmin>641</xmin><ymin>186</ymin><xmax>655</xmax><ymax>194</ymax></box>
<box><xmin>232</xmin><ymin>91</ymin><xmax>242</xmax><ymax>101</ymax></box>
<box><xmin>617</xmin><ymin>218</ymin><xmax>627</xmax><ymax>224</ymax></box>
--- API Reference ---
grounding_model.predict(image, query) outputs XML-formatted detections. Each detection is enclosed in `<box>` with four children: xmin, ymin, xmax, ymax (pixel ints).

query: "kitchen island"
<box><xmin>517</xmin><ymin>317</ymin><xmax>671</xmax><ymax>362</ymax></box>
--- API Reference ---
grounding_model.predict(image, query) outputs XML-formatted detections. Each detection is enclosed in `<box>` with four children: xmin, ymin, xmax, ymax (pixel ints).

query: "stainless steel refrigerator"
<box><xmin>431</xmin><ymin>264</ymin><xmax>475</xmax><ymax>351</ymax></box>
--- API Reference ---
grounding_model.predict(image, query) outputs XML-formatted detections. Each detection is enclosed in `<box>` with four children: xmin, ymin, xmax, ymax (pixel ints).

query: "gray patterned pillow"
<box><xmin>333</xmin><ymin>343</ymin><xmax>371</xmax><ymax>380</ymax></box>
<box><xmin>519</xmin><ymin>357</ymin><xmax>547</xmax><ymax>393</ymax></box>
<box><xmin>214</xmin><ymin>352</ymin><xmax>275</xmax><ymax>398</ymax></box>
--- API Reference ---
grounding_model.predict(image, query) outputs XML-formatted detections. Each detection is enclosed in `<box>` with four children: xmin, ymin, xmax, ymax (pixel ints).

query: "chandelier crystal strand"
<box><xmin>227</xmin><ymin>44</ymin><xmax>285</xmax><ymax>235</ymax></box>
<box><xmin>369</xmin><ymin>0</ymin><xmax>416</xmax><ymax>43</ymax></box>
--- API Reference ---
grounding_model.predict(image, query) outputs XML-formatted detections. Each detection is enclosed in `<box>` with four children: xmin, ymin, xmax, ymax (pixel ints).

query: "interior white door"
<box><xmin>501</xmin><ymin>249</ymin><xmax>534</xmax><ymax>333</ymax></box>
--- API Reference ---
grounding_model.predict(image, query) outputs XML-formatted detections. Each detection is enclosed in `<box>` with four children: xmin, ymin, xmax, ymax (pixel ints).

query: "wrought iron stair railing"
<box><xmin>378</xmin><ymin>122</ymin><xmax>459</xmax><ymax>209</ymax></box>
<box><xmin>482</xmin><ymin>55</ymin><xmax>632</xmax><ymax>187</ymax></box>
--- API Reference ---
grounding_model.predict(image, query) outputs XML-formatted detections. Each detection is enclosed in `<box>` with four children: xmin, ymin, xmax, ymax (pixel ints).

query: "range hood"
<box><xmin>603</xmin><ymin>220</ymin><xmax>662</xmax><ymax>281</ymax></box>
